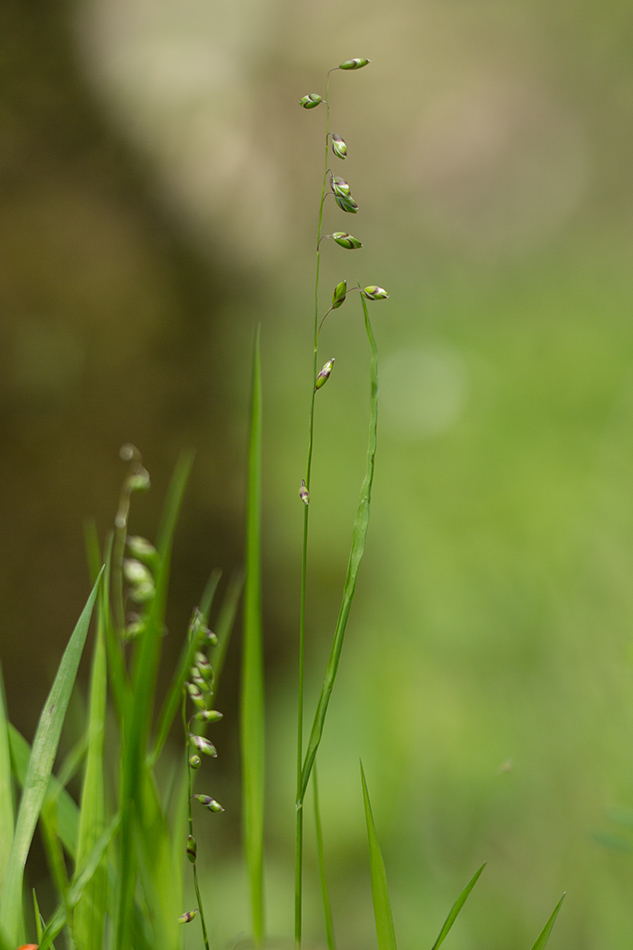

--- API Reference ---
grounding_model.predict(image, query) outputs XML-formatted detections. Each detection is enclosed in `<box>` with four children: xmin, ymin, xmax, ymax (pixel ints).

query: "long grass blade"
<box><xmin>0</xmin><ymin>568</ymin><xmax>102</xmax><ymax>947</ymax></box>
<box><xmin>212</xmin><ymin>569</ymin><xmax>243</xmax><ymax>694</ymax></box>
<box><xmin>241</xmin><ymin>325</ymin><xmax>266</xmax><ymax>942</ymax></box>
<box><xmin>199</xmin><ymin>566</ymin><xmax>222</xmax><ymax>618</ymax></box>
<box><xmin>169</xmin><ymin>763</ymin><xmax>190</xmax><ymax>904</ymax></box>
<box><xmin>37</xmin><ymin>730</ymin><xmax>92</xmax><ymax>939</ymax></box>
<box><xmin>314</xmin><ymin>762</ymin><xmax>335</xmax><ymax>950</ymax></box>
<box><xmin>96</xmin><ymin>526</ymin><xmax>132</xmax><ymax>726</ymax></box>
<box><xmin>55</xmin><ymin>733</ymin><xmax>90</xmax><ymax>792</ymax></box>
<box><xmin>37</xmin><ymin>814</ymin><xmax>121</xmax><ymax>950</ymax></box>
<box><xmin>301</xmin><ymin>300</ymin><xmax>379</xmax><ymax>798</ymax></box>
<box><xmin>33</xmin><ymin>889</ymin><xmax>45</xmax><ymax>946</ymax></box>
<box><xmin>150</xmin><ymin>570</ymin><xmax>221</xmax><ymax>766</ymax></box>
<box><xmin>115</xmin><ymin>454</ymin><xmax>193</xmax><ymax>949</ymax></box>
<box><xmin>74</xmin><ymin>562</ymin><xmax>109</xmax><ymax>950</ymax></box>
<box><xmin>8</xmin><ymin>725</ymin><xmax>79</xmax><ymax>857</ymax></box>
<box><xmin>135</xmin><ymin>771</ymin><xmax>181</xmax><ymax>950</ymax></box>
<box><xmin>11</xmin><ymin>724</ymin><xmax>154</xmax><ymax>950</ymax></box>
<box><xmin>529</xmin><ymin>893</ymin><xmax>566</xmax><ymax>950</ymax></box>
<box><xmin>0</xmin><ymin>665</ymin><xmax>14</xmax><ymax>895</ymax></box>
<box><xmin>40</xmin><ymin>799</ymin><xmax>70</xmax><ymax>909</ymax></box>
<box><xmin>360</xmin><ymin>762</ymin><xmax>397</xmax><ymax>950</ymax></box>
<box><xmin>430</xmin><ymin>864</ymin><xmax>485</xmax><ymax>950</ymax></box>
<box><xmin>83</xmin><ymin>517</ymin><xmax>103</xmax><ymax>584</ymax></box>
<box><xmin>295</xmin><ymin>71</ymin><xmax>334</xmax><ymax>949</ymax></box>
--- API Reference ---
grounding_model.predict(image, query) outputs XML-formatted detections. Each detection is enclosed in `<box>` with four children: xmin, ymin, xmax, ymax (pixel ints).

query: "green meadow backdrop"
<box><xmin>3</xmin><ymin>0</ymin><xmax>633</xmax><ymax>947</ymax></box>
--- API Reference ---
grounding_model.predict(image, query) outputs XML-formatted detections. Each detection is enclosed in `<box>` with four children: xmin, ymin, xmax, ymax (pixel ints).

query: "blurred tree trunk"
<box><xmin>0</xmin><ymin>0</ymin><xmax>243</xmax><ymax>736</ymax></box>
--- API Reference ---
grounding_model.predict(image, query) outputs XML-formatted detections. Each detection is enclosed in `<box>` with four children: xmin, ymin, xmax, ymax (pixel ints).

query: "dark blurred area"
<box><xmin>0</xmin><ymin>0</ymin><xmax>249</xmax><ymax>737</ymax></box>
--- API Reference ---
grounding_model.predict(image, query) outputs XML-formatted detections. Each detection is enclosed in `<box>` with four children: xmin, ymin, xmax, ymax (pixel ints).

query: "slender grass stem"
<box><xmin>300</xmin><ymin>292</ymin><xmax>378</xmax><ymax>801</ymax></box>
<box><xmin>295</xmin><ymin>71</ymin><xmax>331</xmax><ymax>950</ymax></box>
<box><xmin>192</xmin><ymin>862</ymin><xmax>210</xmax><ymax>949</ymax></box>
<box><xmin>183</xmin><ymin>695</ymin><xmax>211</xmax><ymax>950</ymax></box>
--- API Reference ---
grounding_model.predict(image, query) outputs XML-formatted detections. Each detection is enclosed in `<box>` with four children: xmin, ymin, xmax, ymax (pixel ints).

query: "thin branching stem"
<box><xmin>295</xmin><ymin>69</ymin><xmax>331</xmax><ymax>950</ymax></box>
<box><xmin>192</xmin><ymin>862</ymin><xmax>210</xmax><ymax>950</ymax></box>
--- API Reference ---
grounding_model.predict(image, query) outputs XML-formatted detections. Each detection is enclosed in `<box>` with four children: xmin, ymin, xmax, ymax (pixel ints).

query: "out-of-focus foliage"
<box><xmin>0</xmin><ymin>0</ymin><xmax>249</xmax><ymax>741</ymax></box>
<box><xmin>4</xmin><ymin>0</ymin><xmax>633</xmax><ymax>947</ymax></box>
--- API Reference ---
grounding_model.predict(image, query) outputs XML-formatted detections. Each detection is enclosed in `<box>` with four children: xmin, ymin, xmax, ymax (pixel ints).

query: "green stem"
<box><xmin>295</xmin><ymin>69</ymin><xmax>331</xmax><ymax>950</ymax></box>
<box><xmin>184</xmin><ymin>695</ymin><xmax>210</xmax><ymax>950</ymax></box>
<box><xmin>193</xmin><ymin>863</ymin><xmax>210</xmax><ymax>950</ymax></box>
<box><xmin>300</xmin><ymin>293</ymin><xmax>378</xmax><ymax>799</ymax></box>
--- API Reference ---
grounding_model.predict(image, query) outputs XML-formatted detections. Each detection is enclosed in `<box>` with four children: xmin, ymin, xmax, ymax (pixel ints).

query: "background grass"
<box><xmin>3</xmin><ymin>2</ymin><xmax>633</xmax><ymax>949</ymax></box>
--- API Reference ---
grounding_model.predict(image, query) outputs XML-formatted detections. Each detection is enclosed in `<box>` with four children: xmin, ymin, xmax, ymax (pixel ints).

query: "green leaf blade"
<box><xmin>301</xmin><ymin>298</ymin><xmax>379</xmax><ymax>798</ymax></box>
<box><xmin>0</xmin><ymin>664</ymin><xmax>15</xmax><ymax>895</ymax></box>
<box><xmin>150</xmin><ymin>569</ymin><xmax>221</xmax><ymax>766</ymax></box>
<box><xmin>73</xmin><ymin>591</ymin><xmax>109</xmax><ymax>950</ymax></box>
<box><xmin>0</xmin><ymin>568</ymin><xmax>102</xmax><ymax>947</ymax></box>
<box><xmin>529</xmin><ymin>893</ymin><xmax>566</xmax><ymax>950</ymax></box>
<box><xmin>115</xmin><ymin>453</ymin><xmax>193</xmax><ymax>949</ymax></box>
<box><xmin>241</xmin><ymin>325</ymin><xmax>266</xmax><ymax>943</ymax></box>
<box><xmin>430</xmin><ymin>864</ymin><xmax>485</xmax><ymax>950</ymax></box>
<box><xmin>37</xmin><ymin>814</ymin><xmax>121</xmax><ymax>950</ymax></box>
<box><xmin>135</xmin><ymin>772</ymin><xmax>182</xmax><ymax>950</ymax></box>
<box><xmin>211</xmin><ymin>569</ymin><xmax>242</xmax><ymax>693</ymax></box>
<box><xmin>360</xmin><ymin>763</ymin><xmax>397</xmax><ymax>950</ymax></box>
<box><xmin>8</xmin><ymin>725</ymin><xmax>79</xmax><ymax>857</ymax></box>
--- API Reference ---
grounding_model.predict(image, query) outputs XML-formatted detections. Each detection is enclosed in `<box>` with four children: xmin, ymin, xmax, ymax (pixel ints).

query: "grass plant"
<box><xmin>0</xmin><ymin>59</ymin><xmax>566</xmax><ymax>950</ymax></box>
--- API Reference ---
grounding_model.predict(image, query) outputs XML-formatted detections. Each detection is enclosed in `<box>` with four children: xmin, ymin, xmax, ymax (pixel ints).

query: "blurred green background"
<box><xmin>3</xmin><ymin>0</ymin><xmax>633</xmax><ymax>947</ymax></box>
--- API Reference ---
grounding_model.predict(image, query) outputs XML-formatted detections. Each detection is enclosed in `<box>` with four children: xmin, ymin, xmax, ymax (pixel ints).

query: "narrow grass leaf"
<box><xmin>430</xmin><ymin>864</ymin><xmax>485</xmax><ymax>950</ymax></box>
<box><xmin>150</xmin><ymin>570</ymin><xmax>221</xmax><ymax>766</ymax></box>
<box><xmin>11</xmin><ymin>731</ymin><xmax>148</xmax><ymax>950</ymax></box>
<box><xmin>211</xmin><ymin>569</ymin><xmax>243</xmax><ymax>694</ymax></box>
<box><xmin>83</xmin><ymin>517</ymin><xmax>103</xmax><ymax>583</ymax></box>
<box><xmin>360</xmin><ymin>762</ymin><xmax>397</xmax><ymax>950</ymax></box>
<box><xmin>156</xmin><ymin>450</ymin><xmax>195</xmax><ymax>557</ymax></box>
<box><xmin>74</xmin><ymin>586</ymin><xmax>108</xmax><ymax>950</ymax></box>
<box><xmin>241</xmin><ymin>325</ymin><xmax>266</xmax><ymax>942</ymax></box>
<box><xmin>55</xmin><ymin>733</ymin><xmax>89</xmax><ymax>792</ymax></box>
<box><xmin>0</xmin><ymin>569</ymin><xmax>102</xmax><ymax>947</ymax></box>
<box><xmin>115</xmin><ymin>455</ymin><xmax>192</xmax><ymax>949</ymax></box>
<box><xmin>130</xmin><ymin>451</ymin><xmax>194</xmax><ymax>731</ymax></box>
<box><xmin>529</xmin><ymin>894</ymin><xmax>566</xmax><ymax>950</ymax></box>
<box><xmin>135</xmin><ymin>771</ymin><xmax>181</xmax><ymax>950</ymax></box>
<box><xmin>8</xmin><ymin>725</ymin><xmax>79</xmax><ymax>857</ymax></box>
<box><xmin>37</xmin><ymin>815</ymin><xmax>121</xmax><ymax>950</ymax></box>
<box><xmin>0</xmin><ymin>665</ymin><xmax>14</xmax><ymax>894</ymax></box>
<box><xmin>40</xmin><ymin>800</ymin><xmax>70</xmax><ymax>904</ymax></box>
<box><xmin>99</xmin><ymin>531</ymin><xmax>132</xmax><ymax>725</ymax></box>
<box><xmin>199</xmin><ymin>566</ymin><xmax>223</xmax><ymax>618</ymax></box>
<box><xmin>33</xmin><ymin>889</ymin><xmax>44</xmax><ymax>944</ymax></box>
<box><xmin>130</xmin><ymin>905</ymin><xmax>155</xmax><ymax>950</ymax></box>
<box><xmin>169</xmin><ymin>764</ymin><xmax>190</xmax><ymax>897</ymax></box>
<box><xmin>130</xmin><ymin>452</ymin><xmax>194</xmax><ymax>712</ymax></box>
<box><xmin>314</xmin><ymin>763</ymin><xmax>336</xmax><ymax>950</ymax></box>
<box><xmin>301</xmin><ymin>301</ymin><xmax>378</xmax><ymax>797</ymax></box>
